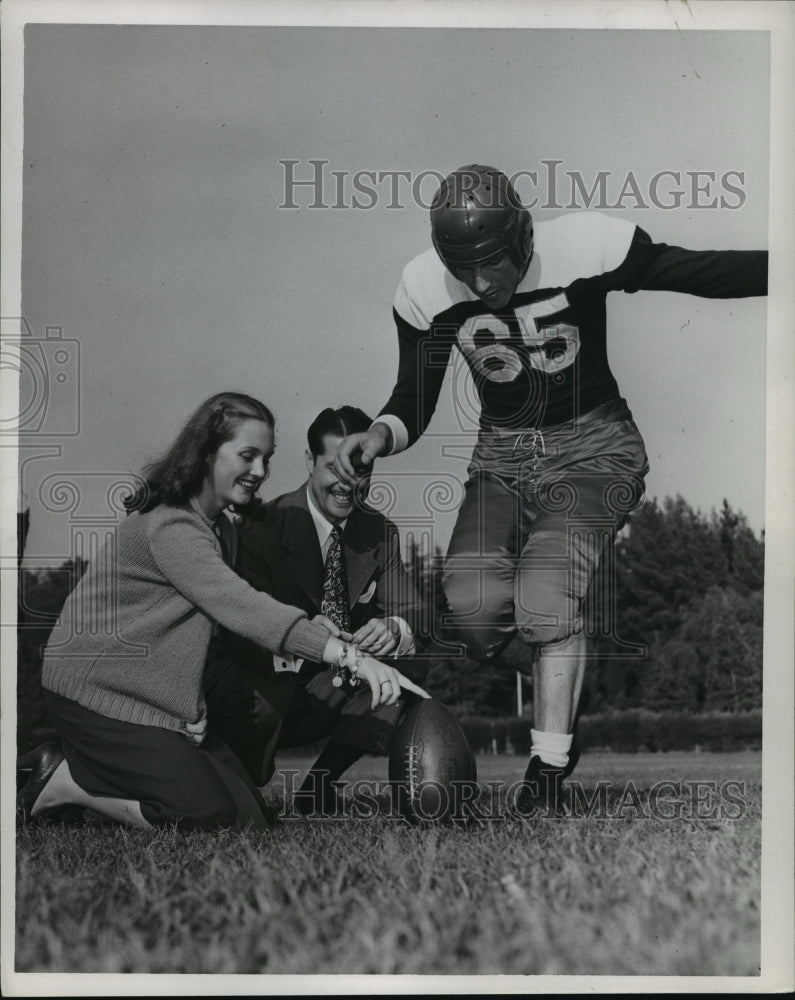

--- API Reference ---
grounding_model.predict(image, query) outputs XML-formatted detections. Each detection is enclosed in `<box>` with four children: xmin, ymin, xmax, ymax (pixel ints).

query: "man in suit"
<box><xmin>204</xmin><ymin>405</ymin><xmax>426</xmax><ymax>815</ymax></box>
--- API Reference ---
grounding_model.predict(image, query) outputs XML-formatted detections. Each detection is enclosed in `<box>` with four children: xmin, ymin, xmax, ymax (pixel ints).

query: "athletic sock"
<box><xmin>530</xmin><ymin>729</ymin><xmax>573</xmax><ymax>770</ymax></box>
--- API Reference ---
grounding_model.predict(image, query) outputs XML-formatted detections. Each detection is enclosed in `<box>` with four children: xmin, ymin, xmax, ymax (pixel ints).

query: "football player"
<box><xmin>333</xmin><ymin>164</ymin><xmax>767</xmax><ymax>815</ymax></box>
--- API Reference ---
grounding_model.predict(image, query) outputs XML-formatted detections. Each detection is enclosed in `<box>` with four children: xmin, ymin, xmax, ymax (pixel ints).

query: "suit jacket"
<box><xmin>218</xmin><ymin>484</ymin><xmax>423</xmax><ymax>677</ymax></box>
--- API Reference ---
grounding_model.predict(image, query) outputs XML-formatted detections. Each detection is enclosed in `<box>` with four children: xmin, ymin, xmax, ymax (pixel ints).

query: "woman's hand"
<box><xmin>182</xmin><ymin>717</ymin><xmax>208</xmax><ymax>746</ymax></box>
<box><xmin>312</xmin><ymin>615</ymin><xmax>353</xmax><ymax>642</ymax></box>
<box><xmin>355</xmin><ymin>656</ymin><xmax>430</xmax><ymax>710</ymax></box>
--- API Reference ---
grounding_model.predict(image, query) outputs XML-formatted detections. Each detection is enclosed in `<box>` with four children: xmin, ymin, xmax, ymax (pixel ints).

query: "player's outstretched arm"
<box><xmin>635</xmin><ymin>243</ymin><xmax>768</xmax><ymax>299</ymax></box>
<box><xmin>333</xmin><ymin>422</ymin><xmax>392</xmax><ymax>486</ymax></box>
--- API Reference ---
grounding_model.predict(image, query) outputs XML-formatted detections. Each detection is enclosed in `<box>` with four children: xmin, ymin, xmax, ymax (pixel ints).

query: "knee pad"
<box><xmin>442</xmin><ymin>558</ymin><xmax>517</xmax><ymax>661</ymax></box>
<box><xmin>442</xmin><ymin>555</ymin><xmax>514</xmax><ymax>620</ymax></box>
<box><xmin>516</xmin><ymin>603</ymin><xmax>581</xmax><ymax>647</ymax></box>
<box><xmin>518</xmin><ymin>619</ymin><xmax>577</xmax><ymax>647</ymax></box>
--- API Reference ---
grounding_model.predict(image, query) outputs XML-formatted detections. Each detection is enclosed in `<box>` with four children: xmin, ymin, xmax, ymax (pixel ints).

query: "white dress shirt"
<box><xmin>272</xmin><ymin>486</ymin><xmax>415</xmax><ymax>673</ymax></box>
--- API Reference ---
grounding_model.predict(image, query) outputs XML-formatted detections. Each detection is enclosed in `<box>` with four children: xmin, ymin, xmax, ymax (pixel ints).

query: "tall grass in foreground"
<box><xmin>15</xmin><ymin>754</ymin><xmax>760</xmax><ymax>976</ymax></box>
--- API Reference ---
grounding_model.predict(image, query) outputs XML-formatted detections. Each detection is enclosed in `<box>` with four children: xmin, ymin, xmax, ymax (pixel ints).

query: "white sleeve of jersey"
<box><xmin>534</xmin><ymin>212</ymin><xmax>637</xmax><ymax>288</ymax></box>
<box><xmin>394</xmin><ymin>271</ymin><xmax>422</xmax><ymax>328</ymax></box>
<box><xmin>393</xmin><ymin>248</ymin><xmax>461</xmax><ymax>329</ymax></box>
<box><xmin>372</xmin><ymin>415</ymin><xmax>409</xmax><ymax>455</ymax></box>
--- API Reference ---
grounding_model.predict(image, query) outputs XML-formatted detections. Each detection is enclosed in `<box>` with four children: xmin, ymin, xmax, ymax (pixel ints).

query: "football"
<box><xmin>389</xmin><ymin>698</ymin><xmax>477</xmax><ymax>824</ymax></box>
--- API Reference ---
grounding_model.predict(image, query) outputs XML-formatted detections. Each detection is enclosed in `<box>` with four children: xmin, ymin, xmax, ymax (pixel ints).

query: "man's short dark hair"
<box><xmin>307</xmin><ymin>405</ymin><xmax>373</xmax><ymax>458</ymax></box>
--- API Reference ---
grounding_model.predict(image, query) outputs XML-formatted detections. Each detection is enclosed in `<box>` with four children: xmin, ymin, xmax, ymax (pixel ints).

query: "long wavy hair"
<box><xmin>124</xmin><ymin>392</ymin><xmax>275</xmax><ymax>514</ymax></box>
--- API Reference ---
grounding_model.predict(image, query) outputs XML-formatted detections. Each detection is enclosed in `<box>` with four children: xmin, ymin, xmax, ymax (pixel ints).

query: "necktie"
<box><xmin>321</xmin><ymin>525</ymin><xmax>351</xmax><ymax>633</ymax></box>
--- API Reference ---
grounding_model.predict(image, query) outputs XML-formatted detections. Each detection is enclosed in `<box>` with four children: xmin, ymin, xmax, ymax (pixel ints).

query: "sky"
<box><xmin>8</xmin><ymin>20</ymin><xmax>772</xmax><ymax>568</ymax></box>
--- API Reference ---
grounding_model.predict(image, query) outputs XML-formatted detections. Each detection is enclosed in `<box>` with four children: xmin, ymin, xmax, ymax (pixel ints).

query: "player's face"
<box><xmin>450</xmin><ymin>249</ymin><xmax>522</xmax><ymax>310</ymax></box>
<box><xmin>307</xmin><ymin>434</ymin><xmax>367</xmax><ymax>524</ymax></box>
<box><xmin>200</xmin><ymin>418</ymin><xmax>274</xmax><ymax>518</ymax></box>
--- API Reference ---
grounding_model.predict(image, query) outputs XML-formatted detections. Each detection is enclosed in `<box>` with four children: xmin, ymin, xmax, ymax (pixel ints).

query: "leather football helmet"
<box><xmin>430</xmin><ymin>164</ymin><xmax>534</xmax><ymax>274</ymax></box>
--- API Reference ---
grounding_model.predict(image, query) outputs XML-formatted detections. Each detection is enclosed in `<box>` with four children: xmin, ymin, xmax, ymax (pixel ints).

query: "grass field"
<box><xmin>15</xmin><ymin>751</ymin><xmax>761</xmax><ymax>977</ymax></box>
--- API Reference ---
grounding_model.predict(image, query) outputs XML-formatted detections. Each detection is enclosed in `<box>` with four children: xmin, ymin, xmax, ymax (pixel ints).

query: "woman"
<box><xmin>18</xmin><ymin>392</ymin><xmax>424</xmax><ymax>831</ymax></box>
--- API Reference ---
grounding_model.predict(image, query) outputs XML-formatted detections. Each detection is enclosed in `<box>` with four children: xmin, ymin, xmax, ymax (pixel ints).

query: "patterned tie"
<box><xmin>321</xmin><ymin>525</ymin><xmax>351</xmax><ymax>633</ymax></box>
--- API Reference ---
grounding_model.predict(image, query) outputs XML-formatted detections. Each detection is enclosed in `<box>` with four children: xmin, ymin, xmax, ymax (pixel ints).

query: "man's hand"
<box><xmin>351</xmin><ymin>617</ymin><xmax>400</xmax><ymax>656</ymax></box>
<box><xmin>311</xmin><ymin>614</ymin><xmax>353</xmax><ymax>642</ymax></box>
<box><xmin>333</xmin><ymin>424</ymin><xmax>392</xmax><ymax>486</ymax></box>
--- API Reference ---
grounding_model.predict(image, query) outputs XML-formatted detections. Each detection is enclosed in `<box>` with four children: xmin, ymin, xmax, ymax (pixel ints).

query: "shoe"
<box><xmin>293</xmin><ymin>770</ymin><xmax>340</xmax><ymax>818</ymax></box>
<box><xmin>514</xmin><ymin>754</ymin><xmax>568</xmax><ymax>818</ymax></box>
<box><xmin>16</xmin><ymin>742</ymin><xmax>65</xmax><ymax>822</ymax></box>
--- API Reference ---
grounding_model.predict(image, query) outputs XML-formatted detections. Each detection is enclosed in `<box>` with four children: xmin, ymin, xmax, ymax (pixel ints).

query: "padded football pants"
<box><xmin>442</xmin><ymin>398</ymin><xmax>649</xmax><ymax>660</ymax></box>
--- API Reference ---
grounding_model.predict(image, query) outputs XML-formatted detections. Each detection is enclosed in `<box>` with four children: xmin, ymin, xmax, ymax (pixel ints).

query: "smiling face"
<box><xmin>449</xmin><ymin>248</ymin><xmax>523</xmax><ymax>310</ymax></box>
<box><xmin>197</xmin><ymin>418</ymin><xmax>274</xmax><ymax>519</ymax></box>
<box><xmin>307</xmin><ymin>433</ymin><xmax>366</xmax><ymax>524</ymax></box>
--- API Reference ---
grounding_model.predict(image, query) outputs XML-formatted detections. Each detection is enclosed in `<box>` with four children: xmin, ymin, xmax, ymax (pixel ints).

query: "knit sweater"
<box><xmin>42</xmin><ymin>498</ymin><xmax>331</xmax><ymax>732</ymax></box>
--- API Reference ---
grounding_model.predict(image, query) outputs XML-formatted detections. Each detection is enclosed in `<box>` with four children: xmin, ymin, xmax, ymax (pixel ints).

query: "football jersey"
<box><xmin>378</xmin><ymin>211</ymin><xmax>767</xmax><ymax>449</ymax></box>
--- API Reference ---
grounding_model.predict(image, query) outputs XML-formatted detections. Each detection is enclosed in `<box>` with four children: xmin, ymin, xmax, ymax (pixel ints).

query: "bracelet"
<box><xmin>331</xmin><ymin>642</ymin><xmax>363</xmax><ymax>688</ymax></box>
<box><xmin>343</xmin><ymin>643</ymin><xmax>363</xmax><ymax>685</ymax></box>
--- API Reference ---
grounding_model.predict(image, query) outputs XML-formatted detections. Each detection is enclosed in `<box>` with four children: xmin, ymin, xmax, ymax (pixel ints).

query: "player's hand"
<box><xmin>351</xmin><ymin>617</ymin><xmax>400</xmax><ymax>656</ymax></box>
<box><xmin>356</xmin><ymin>656</ymin><xmax>431</xmax><ymax>710</ymax></box>
<box><xmin>181</xmin><ymin>717</ymin><xmax>208</xmax><ymax>746</ymax></box>
<box><xmin>311</xmin><ymin>614</ymin><xmax>352</xmax><ymax>642</ymax></box>
<box><xmin>333</xmin><ymin>425</ymin><xmax>391</xmax><ymax>486</ymax></box>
